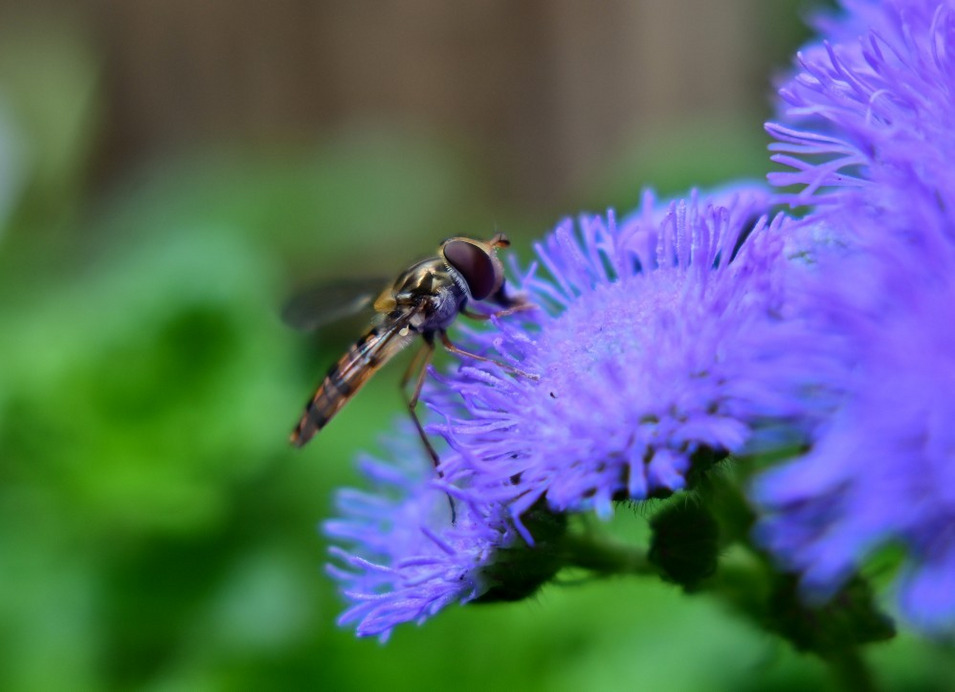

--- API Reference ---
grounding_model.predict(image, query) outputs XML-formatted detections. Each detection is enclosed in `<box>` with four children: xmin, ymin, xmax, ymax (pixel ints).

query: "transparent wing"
<box><xmin>281</xmin><ymin>277</ymin><xmax>388</xmax><ymax>332</ymax></box>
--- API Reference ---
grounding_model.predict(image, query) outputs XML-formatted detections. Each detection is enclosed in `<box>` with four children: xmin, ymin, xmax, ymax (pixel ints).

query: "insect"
<box><xmin>285</xmin><ymin>233</ymin><xmax>531</xmax><ymax>465</ymax></box>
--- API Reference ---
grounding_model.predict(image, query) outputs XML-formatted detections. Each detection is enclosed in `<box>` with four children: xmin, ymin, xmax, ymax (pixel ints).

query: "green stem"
<box><xmin>824</xmin><ymin>648</ymin><xmax>880</xmax><ymax>692</ymax></box>
<box><xmin>554</xmin><ymin>509</ymin><xmax>884</xmax><ymax>691</ymax></box>
<box><xmin>556</xmin><ymin>532</ymin><xmax>660</xmax><ymax>577</ymax></box>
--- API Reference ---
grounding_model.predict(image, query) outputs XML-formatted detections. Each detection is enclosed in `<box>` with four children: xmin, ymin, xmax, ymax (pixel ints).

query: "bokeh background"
<box><xmin>2</xmin><ymin>1</ymin><xmax>953</xmax><ymax>690</ymax></box>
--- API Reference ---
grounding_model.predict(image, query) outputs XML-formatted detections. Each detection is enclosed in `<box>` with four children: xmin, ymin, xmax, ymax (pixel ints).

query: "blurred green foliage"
<box><xmin>0</xmin><ymin>12</ymin><xmax>952</xmax><ymax>692</ymax></box>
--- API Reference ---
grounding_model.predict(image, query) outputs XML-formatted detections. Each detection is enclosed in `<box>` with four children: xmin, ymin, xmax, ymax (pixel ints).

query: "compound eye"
<box><xmin>443</xmin><ymin>240</ymin><xmax>497</xmax><ymax>300</ymax></box>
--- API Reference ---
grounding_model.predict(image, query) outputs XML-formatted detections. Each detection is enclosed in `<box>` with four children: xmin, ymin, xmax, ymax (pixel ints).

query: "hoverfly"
<box><xmin>285</xmin><ymin>233</ymin><xmax>532</xmax><ymax>465</ymax></box>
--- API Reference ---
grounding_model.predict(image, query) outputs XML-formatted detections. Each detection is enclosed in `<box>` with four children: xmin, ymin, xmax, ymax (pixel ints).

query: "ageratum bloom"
<box><xmin>324</xmin><ymin>186</ymin><xmax>829</xmax><ymax>637</ymax></box>
<box><xmin>752</xmin><ymin>233</ymin><xmax>955</xmax><ymax>635</ymax></box>
<box><xmin>427</xmin><ymin>186</ymin><xmax>832</xmax><ymax>529</ymax></box>
<box><xmin>767</xmin><ymin>0</ymin><xmax>955</xmax><ymax>242</ymax></box>
<box><xmin>754</xmin><ymin>0</ymin><xmax>955</xmax><ymax>635</ymax></box>
<box><xmin>324</xmin><ymin>429</ymin><xmax>565</xmax><ymax>640</ymax></box>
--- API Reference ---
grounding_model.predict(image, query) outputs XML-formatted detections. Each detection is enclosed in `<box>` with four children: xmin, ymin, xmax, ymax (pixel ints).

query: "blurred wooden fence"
<box><xmin>2</xmin><ymin>0</ymin><xmax>792</xmax><ymax>204</ymax></box>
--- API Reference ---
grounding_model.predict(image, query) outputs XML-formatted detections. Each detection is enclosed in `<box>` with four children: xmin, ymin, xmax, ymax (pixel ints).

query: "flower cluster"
<box><xmin>431</xmin><ymin>187</ymin><xmax>824</xmax><ymax>527</ymax></box>
<box><xmin>752</xmin><ymin>235</ymin><xmax>955</xmax><ymax>634</ymax></box>
<box><xmin>753</xmin><ymin>0</ymin><xmax>955</xmax><ymax>636</ymax></box>
<box><xmin>326</xmin><ymin>185</ymin><xmax>837</xmax><ymax>638</ymax></box>
<box><xmin>324</xmin><ymin>429</ymin><xmax>565</xmax><ymax>640</ymax></box>
<box><xmin>768</xmin><ymin>0</ymin><xmax>955</xmax><ymax>242</ymax></box>
<box><xmin>324</xmin><ymin>0</ymin><xmax>955</xmax><ymax>641</ymax></box>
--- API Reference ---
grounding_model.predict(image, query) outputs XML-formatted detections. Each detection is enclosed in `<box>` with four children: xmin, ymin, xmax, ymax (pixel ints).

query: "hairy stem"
<box><xmin>824</xmin><ymin>648</ymin><xmax>880</xmax><ymax>692</ymax></box>
<box><xmin>557</xmin><ymin>532</ymin><xmax>660</xmax><ymax>577</ymax></box>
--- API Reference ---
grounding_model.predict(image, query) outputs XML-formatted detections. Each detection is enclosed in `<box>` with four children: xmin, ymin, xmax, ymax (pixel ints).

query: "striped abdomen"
<box><xmin>290</xmin><ymin>323</ymin><xmax>416</xmax><ymax>447</ymax></box>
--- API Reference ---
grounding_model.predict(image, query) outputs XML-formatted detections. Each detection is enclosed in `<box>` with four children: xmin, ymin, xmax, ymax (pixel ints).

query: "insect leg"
<box><xmin>399</xmin><ymin>338</ymin><xmax>442</xmax><ymax>467</ymax></box>
<box><xmin>461</xmin><ymin>301</ymin><xmax>535</xmax><ymax>321</ymax></box>
<box><xmin>401</xmin><ymin>336</ymin><xmax>457</xmax><ymax>523</ymax></box>
<box><xmin>463</xmin><ymin>286</ymin><xmax>537</xmax><ymax>320</ymax></box>
<box><xmin>439</xmin><ymin>331</ymin><xmax>539</xmax><ymax>380</ymax></box>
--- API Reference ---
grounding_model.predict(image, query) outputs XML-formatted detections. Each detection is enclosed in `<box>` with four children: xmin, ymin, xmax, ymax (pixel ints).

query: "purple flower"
<box><xmin>324</xmin><ymin>428</ymin><xmax>564</xmax><ymax>640</ymax></box>
<box><xmin>325</xmin><ymin>0</ymin><xmax>955</xmax><ymax>645</ymax></box>
<box><xmin>324</xmin><ymin>186</ymin><xmax>832</xmax><ymax>637</ymax></box>
<box><xmin>754</xmin><ymin>0</ymin><xmax>955</xmax><ymax>636</ymax></box>
<box><xmin>767</xmin><ymin>0</ymin><xmax>955</xmax><ymax>243</ymax></box>
<box><xmin>752</xmin><ymin>234</ymin><xmax>955</xmax><ymax>635</ymax></box>
<box><xmin>427</xmin><ymin>186</ymin><xmax>827</xmax><ymax>530</ymax></box>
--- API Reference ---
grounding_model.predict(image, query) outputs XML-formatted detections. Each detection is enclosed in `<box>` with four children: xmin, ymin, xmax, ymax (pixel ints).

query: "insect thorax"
<box><xmin>391</xmin><ymin>258</ymin><xmax>469</xmax><ymax>332</ymax></box>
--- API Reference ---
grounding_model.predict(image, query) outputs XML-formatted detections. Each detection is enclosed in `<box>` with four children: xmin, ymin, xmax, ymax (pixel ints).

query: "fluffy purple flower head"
<box><xmin>753</xmin><ymin>0</ymin><xmax>955</xmax><ymax>636</ymax></box>
<box><xmin>752</xmin><ymin>233</ymin><xmax>955</xmax><ymax>636</ymax></box>
<box><xmin>427</xmin><ymin>186</ymin><xmax>829</xmax><ymax>530</ymax></box>
<box><xmin>767</xmin><ymin>0</ymin><xmax>955</xmax><ymax>244</ymax></box>
<box><xmin>324</xmin><ymin>428</ymin><xmax>564</xmax><ymax>640</ymax></box>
